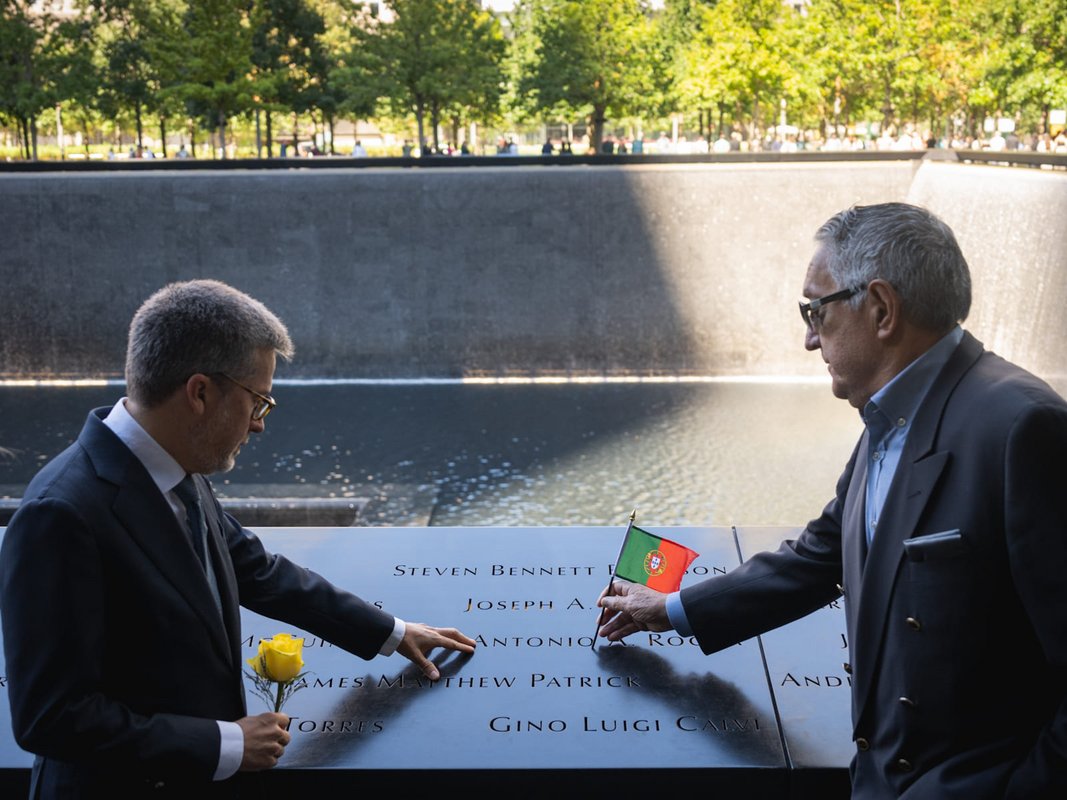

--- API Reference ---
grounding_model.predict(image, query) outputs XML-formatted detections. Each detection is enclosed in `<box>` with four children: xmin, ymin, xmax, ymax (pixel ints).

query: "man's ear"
<box><xmin>184</xmin><ymin>373</ymin><xmax>212</xmax><ymax>415</ymax></box>
<box><xmin>866</xmin><ymin>279</ymin><xmax>901</xmax><ymax>340</ymax></box>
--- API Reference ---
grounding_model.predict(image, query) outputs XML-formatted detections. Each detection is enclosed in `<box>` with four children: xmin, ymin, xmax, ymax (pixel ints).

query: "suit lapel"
<box><xmin>840</xmin><ymin>429</ymin><xmax>868</xmax><ymax>720</ymax></box>
<box><xmin>851</xmin><ymin>332</ymin><xmax>984</xmax><ymax>724</ymax></box>
<box><xmin>82</xmin><ymin>413</ymin><xmax>234</xmax><ymax>666</ymax></box>
<box><xmin>195</xmin><ymin>475</ymin><xmax>243</xmax><ymax>672</ymax></box>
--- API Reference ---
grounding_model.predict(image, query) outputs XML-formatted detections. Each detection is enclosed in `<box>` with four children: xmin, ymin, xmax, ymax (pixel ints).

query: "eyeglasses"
<box><xmin>215</xmin><ymin>373</ymin><xmax>276</xmax><ymax>420</ymax></box>
<box><xmin>799</xmin><ymin>286</ymin><xmax>862</xmax><ymax>333</ymax></box>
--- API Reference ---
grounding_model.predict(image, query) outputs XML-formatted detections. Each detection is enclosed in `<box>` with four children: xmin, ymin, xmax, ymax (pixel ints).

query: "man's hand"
<box><xmin>237</xmin><ymin>712</ymin><xmax>291</xmax><ymax>771</ymax></box>
<box><xmin>596</xmin><ymin>580</ymin><xmax>671</xmax><ymax>641</ymax></box>
<box><xmin>397</xmin><ymin>623</ymin><xmax>477</xmax><ymax>681</ymax></box>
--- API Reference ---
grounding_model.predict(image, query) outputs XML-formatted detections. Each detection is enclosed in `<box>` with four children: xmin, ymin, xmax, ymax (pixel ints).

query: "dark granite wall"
<box><xmin>1</xmin><ymin>159</ymin><xmax>1064</xmax><ymax>389</ymax></box>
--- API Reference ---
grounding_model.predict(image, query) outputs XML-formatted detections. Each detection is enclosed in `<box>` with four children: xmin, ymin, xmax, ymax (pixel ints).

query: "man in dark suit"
<box><xmin>597</xmin><ymin>203</ymin><xmax>1067</xmax><ymax>799</ymax></box>
<box><xmin>0</xmin><ymin>279</ymin><xmax>476</xmax><ymax>797</ymax></box>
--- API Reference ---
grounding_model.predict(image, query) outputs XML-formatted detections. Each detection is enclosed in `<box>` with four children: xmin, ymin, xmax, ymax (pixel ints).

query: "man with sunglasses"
<box><xmin>0</xmin><ymin>279</ymin><xmax>476</xmax><ymax>797</ymax></box>
<box><xmin>598</xmin><ymin>203</ymin><xmax>1067</xmax><ymax>799</ymax></box>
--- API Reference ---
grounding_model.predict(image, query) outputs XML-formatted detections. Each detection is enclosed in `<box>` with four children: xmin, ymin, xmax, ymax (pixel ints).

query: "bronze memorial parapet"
<box><xmin>0</xmin><ymin>525</ymin><xmax>851</xmax><ymax>796</ymax></box>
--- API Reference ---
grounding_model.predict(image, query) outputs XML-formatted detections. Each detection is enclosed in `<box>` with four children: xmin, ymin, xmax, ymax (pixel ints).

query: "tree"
<box><xmin>323</xmin><ymin>0</ymin><xmax>381</xmax><ymax>151</ymax></box>
<box><xmin>250</xmin><ymin>0</ymin><xmax>329</xmax><ymax>156</ymax></box>
<box><xmin>512</xmin><ymin>0</ymin><xmax>659</xmax><ymax>152</ymax></box>
<box><xmin>174</xmin><ymin>0</ymin><xmax>256</xmax><ymax>157</ymax></box>
<box><xmin>366</xmin><ymin>0</ymin><xmax>505</xmax><ymax>155</ymax></box>
<box><xmin>672</xmin><ymin>0</ymin><xmax>804</xmax><ymax>144</ymax></box>
<box><xmin>0</xmin><ymin>0</ymin><xmax>94</xmax><ymax>159</ymax></box>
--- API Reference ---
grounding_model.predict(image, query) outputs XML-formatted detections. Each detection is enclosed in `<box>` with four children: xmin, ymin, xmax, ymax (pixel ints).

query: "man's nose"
<box><xmin>249</xmin><ymin>417</ymin><xmax>266</xmax><ymax>434</ymax></box>
<box><xmin>804</xmin><ymin>327</ymin><xmax>821</xmax><ymax>351</ymax></box>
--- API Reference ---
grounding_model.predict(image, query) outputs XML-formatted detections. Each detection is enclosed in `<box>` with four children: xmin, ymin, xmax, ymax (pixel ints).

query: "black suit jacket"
<box><xmin>0</xmin><ymin>408</ymin><xmax>396</xmax><ymax>797</ymax></box>
<box><xmin>679</xmin><ymin>332</ymin><xmax>1067</xmax><ymax>799</ymax></box>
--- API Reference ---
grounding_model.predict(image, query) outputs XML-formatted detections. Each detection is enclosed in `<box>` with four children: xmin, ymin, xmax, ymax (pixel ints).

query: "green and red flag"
<box><xmin>613</xmin><ymin>525</ymin><xmax>699</xmax><ymax>592</ymax></box>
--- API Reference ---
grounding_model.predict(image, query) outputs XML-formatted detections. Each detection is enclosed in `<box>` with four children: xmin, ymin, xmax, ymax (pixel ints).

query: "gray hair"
<box><xmin>126</xmin><ymin>279</ymin><xmax>294</xmax><ymax>407</ymax></box>
<box><xmin>814</xmin><ymin>202</ymin><xmax>971</xmax><ymax>332</ymax></box>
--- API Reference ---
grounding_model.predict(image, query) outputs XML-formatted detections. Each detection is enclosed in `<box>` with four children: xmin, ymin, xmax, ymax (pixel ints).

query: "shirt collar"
<box><xmin>102</xmin><ymin>398</ymin><xmax>187</xmax><ymax>495</ymax></box>
<box><xmin>865</xmin><ymin>326</ymin><xmax>964</xmax><ymax>429</ymax></box>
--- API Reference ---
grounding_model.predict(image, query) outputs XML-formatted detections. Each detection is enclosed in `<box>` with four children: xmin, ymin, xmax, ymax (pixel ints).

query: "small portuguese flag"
<box><xmin>613</xmin><ymin>525</ymin><xmax>699</xmax><ymax>592</ymax></box>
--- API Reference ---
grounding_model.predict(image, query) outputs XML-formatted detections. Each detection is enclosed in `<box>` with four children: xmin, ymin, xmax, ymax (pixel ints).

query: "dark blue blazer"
<box><xmin>680</xmin><ymin>332</ymin><xmax>1067</xmax><ymax>799</ymax></box>
<box><xmin>0</xmin><ymin>408</ymin><xmax>396</xmax><ymax>796</ymax></box>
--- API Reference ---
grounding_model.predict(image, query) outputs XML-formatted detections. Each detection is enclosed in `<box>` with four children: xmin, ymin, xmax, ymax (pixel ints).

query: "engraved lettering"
<box><xmin>646</xmin><ymin>633</ymin><xmax>700</xmax><ymax>647</ymax></box>
<box><xmin>490</xmin><ymin>565</ymin><xmax>596</xmax><ymax>576</ymax></box>
<box><xmin>474</xmin><ymin>635</ymin><xmax>596</xmax><ymax>648</ymax></box>
<box><xmin>583</xmin><ymin>717</ymin><xmax>661</xmax><ymax>732</ymax></box>
<box><xmin>780</xmin><ymin>672</ymin><xmax>852</xmax><ymax>688</ymax></box>
<box><xmin>393</xmin><ymin>565</ymin><xmax>478</xmax><ymax>577</ymax></box>
<box><xmin>286</xmin><ymin>718</ymin><xmax>384</xmax><ymax>733</ymax></box>
<box><xmin>489</xmin><ymin>717</ymin><xmax>567</xmax><ymax>732</ymax></box>
<box><xmin>530</xmin><ymin>674</ymin><xmax>640</xmax><ymax>688</ymax></box>
<box><xmin>676</xmin><ymin>716</ymin><xmax>761</xmax><ymax>732</ymax></box>
<box><xmin>463</xmin><ymin>598</ymin><xmax>555</xmax><ymax>612</ymax></box>
<box><xmin>311</xmin><ymin>676</ymin><xmax>367</xmax><ymax>689</ymax></box>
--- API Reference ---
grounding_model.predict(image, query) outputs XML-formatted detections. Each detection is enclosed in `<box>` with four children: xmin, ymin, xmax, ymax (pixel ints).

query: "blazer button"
<box><xmin>896</xmin><ymin>758</ymin><xmax>914</xmax><ymax>772</ymax></box>
<box><xmin>843</xmin><ymin>662</ymin><xmax>852</xmax><ymax>674</ymax></box>
<box><xmin>899</xmin><ymin>696</ymin><xmax>917</xmax><ymax>708</ymax></box>
<box><xmin>855</xmin><ymin>737</ymin><xmax>870</xmax><ymax>751</ymax></box>
<box><xmin>905</xmin><ymin>616</ymin><xmax>922</xmax><ymax>631</ymax></box>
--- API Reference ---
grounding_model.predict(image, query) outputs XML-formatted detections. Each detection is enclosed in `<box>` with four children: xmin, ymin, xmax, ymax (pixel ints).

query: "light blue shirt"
<box><xmin>666</xmin><ymin>326</ymin><xmax>964</xmax><ymax>636</ymax></box>
<box><xmin>103</xmin><ymin>399</ymin><xmax>405</xmax><ymax>779</ymax></box>
<box><xmin>862</xmin><ymin>326</ymin><xmax>962</xmax><ymax>544</ymax></box>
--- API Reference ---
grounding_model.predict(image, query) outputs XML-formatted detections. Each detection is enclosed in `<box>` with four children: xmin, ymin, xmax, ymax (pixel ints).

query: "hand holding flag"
<box><xmin>594</xmin><ymin>512</ymin><xmax>699</xmax><ymax>646</ymax></box>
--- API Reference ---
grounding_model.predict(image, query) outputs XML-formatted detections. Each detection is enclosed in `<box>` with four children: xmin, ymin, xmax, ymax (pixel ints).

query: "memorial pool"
<box><xmin>1</xmin><ymin>380</ymin><xmax>862</xmax><ymax>528</ymax></box>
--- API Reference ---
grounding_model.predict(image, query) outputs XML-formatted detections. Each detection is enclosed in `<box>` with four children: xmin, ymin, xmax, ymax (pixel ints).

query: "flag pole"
<box><xmin>592</xmin><ymin>509</ymin><xmax>637</xmax><ymax>650</ymax></box>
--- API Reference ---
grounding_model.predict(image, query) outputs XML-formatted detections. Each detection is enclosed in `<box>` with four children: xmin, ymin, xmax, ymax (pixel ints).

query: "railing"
<box><xmin>2</xmin><ymin>148</ymin><xmax>1065</xmax><ymax>172</ymax></box>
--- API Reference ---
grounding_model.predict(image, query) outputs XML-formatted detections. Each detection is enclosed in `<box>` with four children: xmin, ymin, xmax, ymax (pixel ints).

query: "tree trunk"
<box><xmin>218</xmin><ymin>110</ymin><xmax>227</xmax><ymax>159</ymax></box>
<box><xmin>30</xmin><ymin>116</ymin><xmax>38</xmax><ymax>161</ymax></box>
<box><xmin>415</xmin><ymin>99</ymin><xmax>426</xmax><ymax>157</ymax></box>
<box><xmin>18</xmin><ymin>116</ymin><xmax>28</xmax><ymax>159</ymax></box>
<box><xmin>266</xmin><ymin>111</ymin><xmax>273</xmax><ymax>158</ymax></box>
<box><xmin>135</xmin><ymin>104</ymin><xmax>143</xmax><ymax>148</ymax></box>
<box><xmin>881</xmin><ymin>73</ymin><xmax>894</xmax><ymax>133</ymax></box>
<box><xmin>589</xmin><ymin>104</ymin><xmax>606</xmax><ymax>152</ymax></box>
<box><xmin>159</xmin><ymin>116</ymin><xmax>167</xmax><ymax>158</ymax></box>
<box><xmin>429</xmin><ymin>102</ymin><xmax>440</xmax><ymax>153</ymax></box>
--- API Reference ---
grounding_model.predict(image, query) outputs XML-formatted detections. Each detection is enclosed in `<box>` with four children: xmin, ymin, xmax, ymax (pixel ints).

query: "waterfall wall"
<box><xmin>1</xmin><ymin>159</ymin><xmax>1064</xmax><ymax>386</ymax></box>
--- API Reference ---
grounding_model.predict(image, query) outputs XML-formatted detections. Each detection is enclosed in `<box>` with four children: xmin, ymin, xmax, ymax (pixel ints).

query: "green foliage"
<box><xmin>512</xmin><ymin>0</ymin><xmax>659</xmax><ymax>148</ymax></box>
<box><xmin>3</xmin><ymin>0</ymin><xmax>1066</xmax><ymax>158</ymax></box>
<box><xmin>362</xmin><ymin>0</ymin><xmax>506</xmax><ymax>152</ymax></box>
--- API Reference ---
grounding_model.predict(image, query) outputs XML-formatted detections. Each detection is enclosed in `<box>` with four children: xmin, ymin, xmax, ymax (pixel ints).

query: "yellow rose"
<box><xmin>247</xmin><ymin>633</ymin><xmax>305</xmax><ymax>683</ymax></box>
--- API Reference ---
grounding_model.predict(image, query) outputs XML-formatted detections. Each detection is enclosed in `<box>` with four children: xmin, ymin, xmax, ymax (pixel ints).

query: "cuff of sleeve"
<box><xmin>666</xmin><ymin>591</ymin><xmax>693</xmax><ymax>637</ymax></box>
<box><xmin>379</xmin><ymin>616</ymin><xmax>405</xmax><ymax>656</ymax></box>
<box><xmin>214</xmin><ymin>720</ymin><xmax>243</xmax><ymax>781</ymax></box>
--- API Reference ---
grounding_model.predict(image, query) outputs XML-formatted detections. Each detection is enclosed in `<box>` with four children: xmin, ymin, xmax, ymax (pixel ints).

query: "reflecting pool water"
<box><xmin>0</xmin><ymin>382</ymin><xmax>862</xmax><ymax>528</ymax></box>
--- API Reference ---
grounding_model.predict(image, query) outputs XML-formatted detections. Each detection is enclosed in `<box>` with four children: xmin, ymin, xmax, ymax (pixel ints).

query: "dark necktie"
<box><xmin>173</xmin><ymin>474</ymin><xmax>221</xmax><ymax>610</ymax></box>
<box><xmin>174</xmin><ymin>474</ymin><xmax>209</xmax><ymax>568</ymax></box>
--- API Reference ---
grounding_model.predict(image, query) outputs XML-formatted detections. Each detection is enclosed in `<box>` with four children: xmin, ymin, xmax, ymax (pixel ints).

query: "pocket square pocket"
<box><xmin>903</xmin><ymin>529</ymin><xmax>966</xmax><ymax>561</ymax></box>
